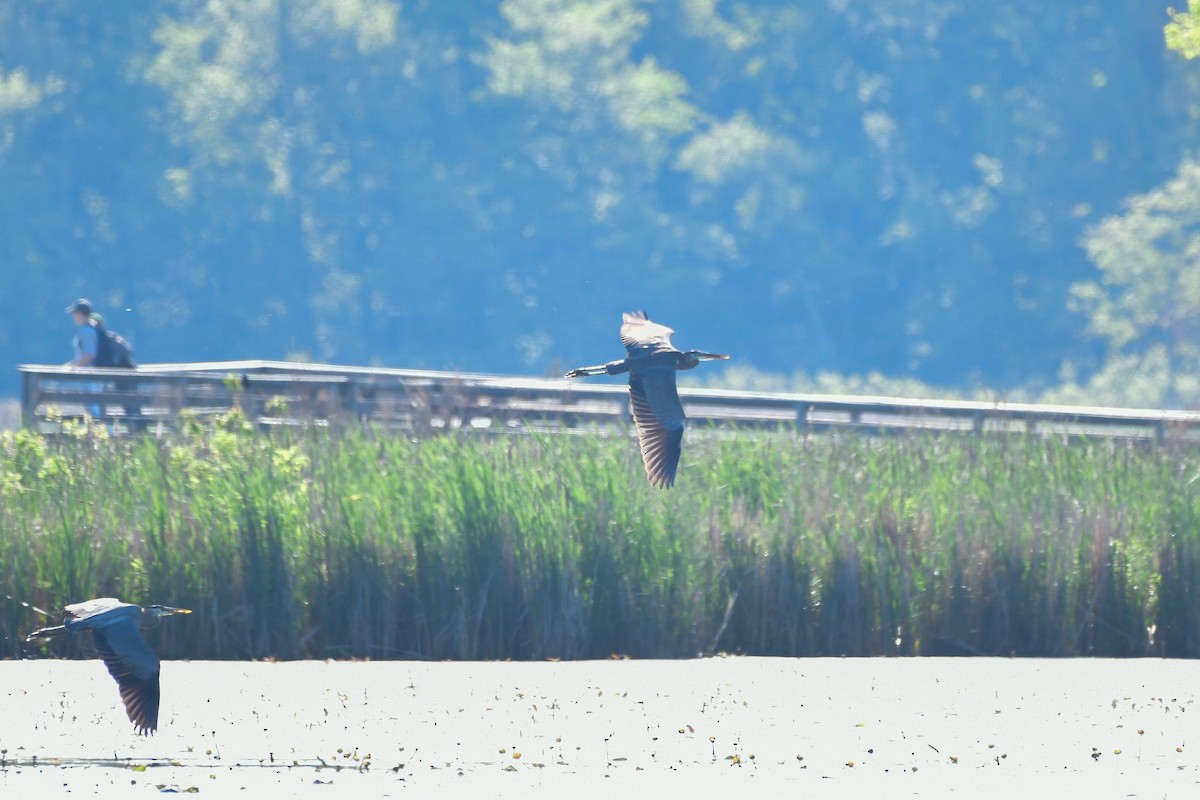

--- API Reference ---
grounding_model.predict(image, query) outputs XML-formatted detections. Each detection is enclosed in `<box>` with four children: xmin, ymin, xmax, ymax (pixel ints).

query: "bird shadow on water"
<box><xmin>0</xmin><ymin>753</ymin><xmax>365</xmax><ymax>772</ymax></box>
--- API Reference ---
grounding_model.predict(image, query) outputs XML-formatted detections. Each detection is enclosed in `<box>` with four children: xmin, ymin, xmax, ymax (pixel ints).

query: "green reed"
<box><xmin>3</xmin><ymin>417</ymin><xmax>1199</xmax><ymax>660</ymax></box>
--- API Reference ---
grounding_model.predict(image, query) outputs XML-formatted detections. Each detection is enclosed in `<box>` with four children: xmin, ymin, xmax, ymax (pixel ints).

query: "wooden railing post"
<box><xmin>795</xmin><ymin>401</ymin><xmax>810</xmax><ymax>432</ymax></box>
<box><xmin>340</xmin><ymin>376</ymin><xmax>361</xmax><ymax>421</ymax></box>
<box><xmin>21</xmin><ymin>369</ymin><xmax>37</xmax><ymax>428</ymax></box>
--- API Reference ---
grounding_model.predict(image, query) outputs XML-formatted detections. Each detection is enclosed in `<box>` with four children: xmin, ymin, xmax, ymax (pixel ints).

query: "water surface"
<box><xmin>1</xmin><ymin>658</ymin><xmax>1195</xmax><ymax>797</ymax></box>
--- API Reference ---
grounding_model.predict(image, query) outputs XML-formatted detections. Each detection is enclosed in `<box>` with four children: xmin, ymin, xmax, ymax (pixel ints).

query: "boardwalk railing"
<box><xmin>18</xmin><ymin>360</ymin><xmax>1200</xmax><ymax>440</ymax></box>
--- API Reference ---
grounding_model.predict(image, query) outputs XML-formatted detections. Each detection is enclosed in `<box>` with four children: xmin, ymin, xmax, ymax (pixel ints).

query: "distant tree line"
<box><xmin>2</xmin><ymin>1</ymin><xmax>1199</xmax><ymax>406</ymax></box>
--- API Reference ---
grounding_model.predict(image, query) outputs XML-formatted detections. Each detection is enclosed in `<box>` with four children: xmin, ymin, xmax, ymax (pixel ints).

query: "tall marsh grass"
<box><xmin>3</xmin><ymin>416</ymin><xmax>1199</xmax><ymax>660</ymax></box>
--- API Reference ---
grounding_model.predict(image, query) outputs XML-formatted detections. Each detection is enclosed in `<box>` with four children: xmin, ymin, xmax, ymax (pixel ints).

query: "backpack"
<box><xmin>92</xmin><ymin>319</ymin><xmax>136</xmax><ymax>368</ymax></box>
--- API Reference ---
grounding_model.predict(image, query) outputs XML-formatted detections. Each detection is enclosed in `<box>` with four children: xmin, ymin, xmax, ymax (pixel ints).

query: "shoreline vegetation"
<box><xmin>3</xmin><ymin>414</ymin><xmax>1199</xmax><ymax>661</ymax></box>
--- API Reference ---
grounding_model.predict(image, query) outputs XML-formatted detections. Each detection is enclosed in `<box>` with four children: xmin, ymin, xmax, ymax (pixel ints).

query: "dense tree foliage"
<box><xmin>2</xmin><ymin>1</ymin><xmax>1198</xmax><ymax>403</ymax></box>
<box><xmin>1061</xmin><ymin>160</ymin><xmax>1200</xmax><ymax>406</ymax></box>
<box><xmin>1167</xmin><ymin>1</ymin><xmax>1200</xmax><ymax>58</ymax></box>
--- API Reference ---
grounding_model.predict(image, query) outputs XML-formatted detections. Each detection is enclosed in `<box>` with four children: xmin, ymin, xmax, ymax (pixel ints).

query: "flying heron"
<box><xmin>26</xmin><ymin>597</ymin><xmax>192</xmax><ymax>735</ymax></box>
<box><xmin>565</xmin><ymin>311</ymin><xmax>729</xmax><ymax>488</ymax></box>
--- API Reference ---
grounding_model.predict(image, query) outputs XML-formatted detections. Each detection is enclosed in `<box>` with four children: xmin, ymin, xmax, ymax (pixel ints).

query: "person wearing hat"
<box><xmin>66</xmin><ymin>298</ymin><xmax>99</xmax><ymax>367</ymax></box>
<box><xmin>65</xmin><ymin>298</ymin><xmax>103</xmax><ymax>418</ymax></box>
<box><xmin>65</xmin><ymin>298</ymin><xmax>140</xmax><ymax>421</ymax></box>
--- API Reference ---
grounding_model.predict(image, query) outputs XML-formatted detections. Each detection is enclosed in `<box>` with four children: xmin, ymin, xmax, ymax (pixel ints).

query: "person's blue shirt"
<box><xmin>74</xmin><ymin>320</ymin><xmax>98</xmax><ymax>364</ymax></box>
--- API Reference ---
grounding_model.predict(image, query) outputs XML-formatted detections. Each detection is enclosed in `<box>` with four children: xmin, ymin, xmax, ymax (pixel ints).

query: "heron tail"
<box><xmin>25</xmin><ymin>624</ymin><xmax>67</xmax><ymax>642</ymax></box>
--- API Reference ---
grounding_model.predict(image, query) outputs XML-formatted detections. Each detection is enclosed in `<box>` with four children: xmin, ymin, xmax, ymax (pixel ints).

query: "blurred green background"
<box><xmin>4</xmin><ymin>1</ymin><xmax>1200</xmax><ymax>406</ymax></box>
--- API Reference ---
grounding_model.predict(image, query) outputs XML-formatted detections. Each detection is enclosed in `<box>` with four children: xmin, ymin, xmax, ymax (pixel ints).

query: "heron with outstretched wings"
<box><xmin>26</xmin><ymin>597</ymin><xmax>191</xmax><ymax>735</ymax></box>
<box><xmin>566</xmin><ymin>311</ymin><xmax>729</xmax><ymax>488</ymax></box>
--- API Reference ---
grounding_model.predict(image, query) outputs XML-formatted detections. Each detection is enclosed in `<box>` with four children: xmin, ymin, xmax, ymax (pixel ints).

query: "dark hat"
<box><xmin>66</xmin><ymin>298</ymin><xmax>93</xmax><ymax>315</ymax></box>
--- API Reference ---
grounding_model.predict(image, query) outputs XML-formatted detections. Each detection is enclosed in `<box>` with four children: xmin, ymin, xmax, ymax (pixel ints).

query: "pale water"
<box><xmin>1</xmin><ymin>658</ymin><xmax>1196</xmax><ymax>798</ymax></box>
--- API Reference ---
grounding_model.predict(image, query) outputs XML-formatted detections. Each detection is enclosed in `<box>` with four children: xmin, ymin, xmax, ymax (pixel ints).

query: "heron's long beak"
<box><xmin>697</xmin><ymin>353</ymin><xmax>730</xmax><ymax>361</ymax></box>
<box><xmin>163</xmin><ymin>607</ymin><xmax>192</xmax><ymax>616</ymax></box>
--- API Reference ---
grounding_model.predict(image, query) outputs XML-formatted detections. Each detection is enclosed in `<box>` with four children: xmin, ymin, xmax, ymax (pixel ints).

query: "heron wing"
<box><xmin>628</xmin><ymin>363</ymin><xmax>685</xmax><ymax>488</ymax></box>
<box><xmin>620</xmin><ymin>311</ymin><xmax>677</xmax><ymax>358</ymax></box>
<box><xmin>90</xmin><ymin>622</ymin><xmax>161</xmax><ymax>735</ymax></box>
<box><xmin>63</xmin><ymin>597</ymin><xmax>127</xmax><ymax>624</ymax></box>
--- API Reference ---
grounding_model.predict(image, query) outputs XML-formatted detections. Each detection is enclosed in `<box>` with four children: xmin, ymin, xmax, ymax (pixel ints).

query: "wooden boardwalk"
<box><xmin>18</xmin><ymin>359</ymin><xmax>1200</xmax><ymax>440</ymax></box>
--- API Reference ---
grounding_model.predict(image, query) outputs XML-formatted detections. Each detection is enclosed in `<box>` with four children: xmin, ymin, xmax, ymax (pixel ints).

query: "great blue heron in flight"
<box><xmin>26</xmin><ymin>597</ymin><xmax>192</xmax><ymax>735</ymax></box>
<box><xmin>565</xmin><ymin>311</ymin><xmax>729</xmax><ymax>488</ymax></box>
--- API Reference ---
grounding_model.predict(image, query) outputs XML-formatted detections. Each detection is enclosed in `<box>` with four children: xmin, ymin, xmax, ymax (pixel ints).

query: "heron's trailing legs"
<box><xmin>565</xmin><ymin>359</ymin><xmax>630</xmax><ymax>378</ymax></box>
<box><xmin>25</xmin><ymin>624</ymin><xmax>67</xmax><ymax>641</ymax></box>
<box><xmin>564</xmin><ymin>364</ymin><xmax>606</xmax><ymax>377</ymax></box>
